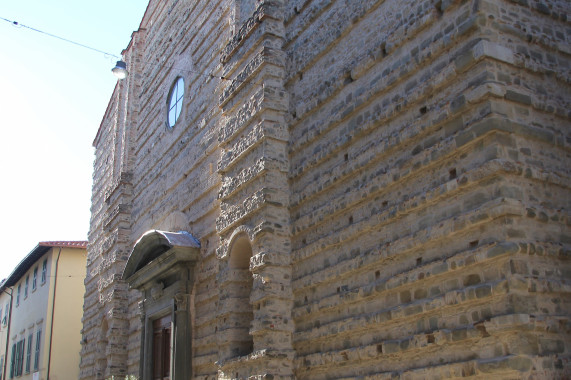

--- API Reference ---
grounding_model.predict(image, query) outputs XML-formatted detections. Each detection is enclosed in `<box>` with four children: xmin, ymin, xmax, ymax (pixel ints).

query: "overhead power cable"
<box><xmin>0</xmin><ymin>16</ymin><xmax>120</xmax><ymax>58</ymax></box>
<box><xmin>0</xmin><ymin>15</ymin><xmax>263</xmax><ymax>86</ymax></box>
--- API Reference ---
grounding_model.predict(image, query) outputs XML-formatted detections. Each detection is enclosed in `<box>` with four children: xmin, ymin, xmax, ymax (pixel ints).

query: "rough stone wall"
<box><xmin>81</xmin><ymin>23</ymin><xmax>144</xmax><ymax>380</ymax></box>
<box><xmin>217</xmin><ymin>0</ymin><xmax>295</xmax><ymax>377</ymax></box>
<box><xmin>286</xmin><ymin>0</ymin><xmax>570</xmax><ymax>378</ymax></box>
<box><xmin>82</xmin><ymin>1</ymin><xmax>233</xmax><ymax>378</ymax></box>
<box><xmin>81</xmin><ymin>0</ymin><xmax>571</xmax><ymax>379</ymax></box>
<box><xmin>127</xmin><ymin>1</ymin><xmax>228</xmax><ymax>378</ymax></box>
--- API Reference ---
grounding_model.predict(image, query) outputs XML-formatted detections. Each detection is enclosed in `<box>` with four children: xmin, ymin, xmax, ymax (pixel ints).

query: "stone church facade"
<box><xmin>80</xmin><ymin>0</ymin><xmax>570</xmax><ymax>379</ymax></box>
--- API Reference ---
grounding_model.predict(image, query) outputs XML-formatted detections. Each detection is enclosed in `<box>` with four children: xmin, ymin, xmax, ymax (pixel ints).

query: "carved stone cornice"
<box><xmin>123</xmin><ymin>230</ymin><xmax>201</xmax><ymax>290</ymax></box>
<box><xmin>174</xmin><ymin>293</ymin><xmax>191</xmax><ymax>311</ymax></box>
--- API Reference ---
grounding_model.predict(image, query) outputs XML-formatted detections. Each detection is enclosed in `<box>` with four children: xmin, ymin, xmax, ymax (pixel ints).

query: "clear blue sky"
<box><xmin>0</xmin><ymin>1</ymin><xmax>149</xmax><ymax>280</ymax></box>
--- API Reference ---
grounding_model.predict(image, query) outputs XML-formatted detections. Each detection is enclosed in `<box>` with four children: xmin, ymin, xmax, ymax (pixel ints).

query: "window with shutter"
<box><xmin>17</xmin><ymin>339</ymin><xmax>25</xmax><ymax>376</ymax></box>
<box><xmin>41</xmin><ymin>260</ymin><xmax>47</xmax><ymax>284</ymax></box>
<box><xmin>32</xmin><ymin>268</ymin><xmax>38</xmax><ymax>290</ymax></box>
<box><xmin>9</xmin><ymin>344</ymin><xmax>15</xmax><ymax>379</ymax></box>
<box><xmin>25</xmin><ymin>334</ymin><xmax>32</xmax><ymax>373</ymax></box>
<box><xmin>3</xmin><ymin>304</ymin><xmax>8</xmax><ymax>325</ymax></box>
<box><xmin>34</xmin><ymin>328</ymin><xmax>42</xmax><ymax>371</ymax></box>
<box><xmin>15</xmin><ymin>342</ymin><xmax>20</xmax><ymax>377</ymax></box>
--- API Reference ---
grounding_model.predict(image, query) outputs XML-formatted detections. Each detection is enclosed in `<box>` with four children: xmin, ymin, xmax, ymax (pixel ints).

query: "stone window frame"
<box><xmin>123</xmin><ymin>230</ymin><xmax>200</xmax><ymax>380</ymax></box>
<box><xmin>165</xmin><ymin>76</ymin><xmax>185</xmax><ymax>130</ymax></box>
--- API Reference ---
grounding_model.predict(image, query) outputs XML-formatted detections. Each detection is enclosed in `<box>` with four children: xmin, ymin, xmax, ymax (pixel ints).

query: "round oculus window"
<box><xmin>167</xmin><ymin>77</ymin><xmax>185</xmax><ymax>128</ymax></box>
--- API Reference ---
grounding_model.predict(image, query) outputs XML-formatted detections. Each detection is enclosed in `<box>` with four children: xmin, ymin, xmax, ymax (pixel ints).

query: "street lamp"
<box><xmin>112</xmin><ymin>60</ymin><xmax>128</xmax><ymax>79</ymax></box>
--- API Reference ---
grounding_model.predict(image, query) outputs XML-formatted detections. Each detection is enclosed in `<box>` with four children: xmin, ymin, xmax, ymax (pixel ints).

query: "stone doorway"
<box><xmin>123</xmin><ymin>230</ymin><xmax>200</xmax><ymax>380</ymax></box>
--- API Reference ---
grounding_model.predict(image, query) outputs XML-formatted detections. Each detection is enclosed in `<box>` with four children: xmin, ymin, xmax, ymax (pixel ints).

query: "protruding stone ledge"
<box><xmin>295</xmin><ymin>325</ymin><xmax>486</xmax><ymax>370</ymax></box>
<box><xmin>218</xmin><ymin>125</ymin><xmax>288</xmax><ymax>175</ymax></box>
<box><xmin>97</xmin><ymin>228</ymin><xmax>131</xmax><ymax>257</ymax></box>
<box><xmin>293</xmin><ymin>279</ymin><xmax>508</xmax><ymax>343</ymax></box>
<box><xmin>293</xmin><ymin>241</ymin><xmax>504</xmax><ymax>313</ymax></box>
<box><xmin>297</xmin><ymin>353</ymin><xmax>555</xmax><ymax>379</ymax></box>
<box><xmin>221</xmin><ymin>1</ymin><xmax>284</xmax><ymax>64</ymax></box>
<box><xmin>104</xmin><ymin>171</ymin><xmax>133</xmax><ymax>204</ymax></box>
<box><xmin>250</xmin><ymin>250</ymin><xmax>293</xmax><ymax>271</ymax></box>
<box><xmin>217</xmin><ymin>190</ymin><xmax>266</xmax><ymax>234</ymax></box>
<box><xmin>294</xmin><ymin>196</ymin><xmax>525</xmax><ymax>265</ymax></box>
<box><xmin>192</xmin><ymin>352</ymin><xmax>218</xmax><ymax>368</ymax></box>
<box><xmin>455</xmin><ymin>40</ymin><xmax>515</xmax><ymax>73</ymax></box>
<box><xmin>216</xmin><ymin>298</ymin><xmax>252</xmax><ymax>316</ymax></box>
<box><xmin>216</xmin><ymin>190</ymin><xmax>289</xmax><ymax>234</ymax></box>
<box><xmin>220</xmin><ymin>46</ymin><xmax>285</xmax><ymax>107</ymax></box>
<box><xmin>217</xmin><ymin>348</ymin><xmax>295</xmax><ymax>379</ymax></box>
<box><xmin>217</xmin><ymin>268</ymin><xmax>253</xmax><ymax>285</ymax></box>
<box><xmin>103</xmin><ymin>204</ymin><xmax>131</xmax><ymax>232</ymax></box>
<box><xmin>251</xmin><ymin>281</ymin><xmax>293</xmax><ymax>304</ymax></box>
<box><xmin>251</xmin><ymin>316</ymin><xmax>295</xmax><ymax>335</ymax></box>
<box><xmin>219</xmin><ymin>88</ymin><xmax>264</xmax><ymax>145</ymax></box>
<box><xmin>219</xmin><ymin>159</ymin><xmax>267</xmax><ymax>200</ymax></box>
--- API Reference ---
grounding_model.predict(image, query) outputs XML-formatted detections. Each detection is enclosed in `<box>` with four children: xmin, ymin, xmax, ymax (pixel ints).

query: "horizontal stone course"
<box><xmin>82</xmin><ymin>0</ymin><xmax>571</xmax><ymax>379</ymax></box>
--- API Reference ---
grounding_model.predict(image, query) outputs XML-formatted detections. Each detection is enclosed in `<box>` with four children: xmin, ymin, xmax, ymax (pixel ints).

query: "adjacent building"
<box><xmin>0</xmin><ymin>241</ymin><xmax>87</xmax><ymax>380</ymax></box>
<box><xmin>81</xmin><ymin>0</ymin><xmax>570</xmax><ymax>379</ymax></box>
<box><xmin>0</xmin><ymin>281</ymin><xmax>10</xmax><ymax>380</ymax></box>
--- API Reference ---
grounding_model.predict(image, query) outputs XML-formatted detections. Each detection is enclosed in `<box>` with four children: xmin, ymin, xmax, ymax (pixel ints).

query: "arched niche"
<box><xmin>229</xmin><ymin>234</ymin><xmax>253</xmax><ymax>269</ymax></box>
<box><xmin>123</xmin><ymin>230</ymin><xmax>200</xmax><ymax>380</ymax></box>
<box><xmin>95</xmin><ymin>319</ymin><xmax>108</xmax><ymax>380</ymax></box>
<box><xmin>227</xmin><ymin>233</ymin><xmax>254</xmax><ymax>358</ymax></box>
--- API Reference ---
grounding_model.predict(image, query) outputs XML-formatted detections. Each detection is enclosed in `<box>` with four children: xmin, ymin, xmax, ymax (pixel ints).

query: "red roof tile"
<box><xmin>1</xmin><ymin>241</ymin><xmax>87</xmax><ymax>289</ymax></box>
<box><xmin>38</xmin><ymin>241</ymin><xmax>88</xmax><ymax>249</ymax></box>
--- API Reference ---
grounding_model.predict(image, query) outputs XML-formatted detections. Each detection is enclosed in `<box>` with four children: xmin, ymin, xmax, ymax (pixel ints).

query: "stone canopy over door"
<box><xmin>122</xmin><ymin>230</ymin><xmax>200</xmax><ymax>380</ymax></box>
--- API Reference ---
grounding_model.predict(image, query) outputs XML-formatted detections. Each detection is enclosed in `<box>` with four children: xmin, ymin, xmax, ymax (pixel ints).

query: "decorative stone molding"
<box><xmin>123</xmin><ymin>230</ymin><xmax>200</xmax><ymax>380</ymax></box>
<box><xmin>174</xmin><ymin>293</ymin><xmax>190</xmax><ymax>311</ymax></box>
<box><xmin>150</xmin><ymin>283</ymin><xmax>163</xmax><ymax>301</ymax></box>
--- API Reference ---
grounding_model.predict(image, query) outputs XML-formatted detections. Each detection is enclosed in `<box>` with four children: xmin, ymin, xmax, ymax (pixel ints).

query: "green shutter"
<box><xmin>25</xmin><ymin>334</ymin><xmax>32</xmax><ymax>373</ymax></box>
<box><xmin>9</xmin><ymin>344</ymin><xmax>15</xmax><ymax>378</ymax></box>
<box><xmin>34</xmin><ymin>329</ymin><xmax>41</xmax><ymax>371</ymax></box>
<box><xmin>18</xmin><ymin>340</ymin><xmax>24</xmax><ymax>376</ymax></box>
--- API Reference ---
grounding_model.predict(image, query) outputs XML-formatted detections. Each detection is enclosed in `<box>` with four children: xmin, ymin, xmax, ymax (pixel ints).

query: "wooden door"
<box><xmin>152</xmin><ymin>314</ymin><xmax>172</xmax><ymax>380</ymax></box>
